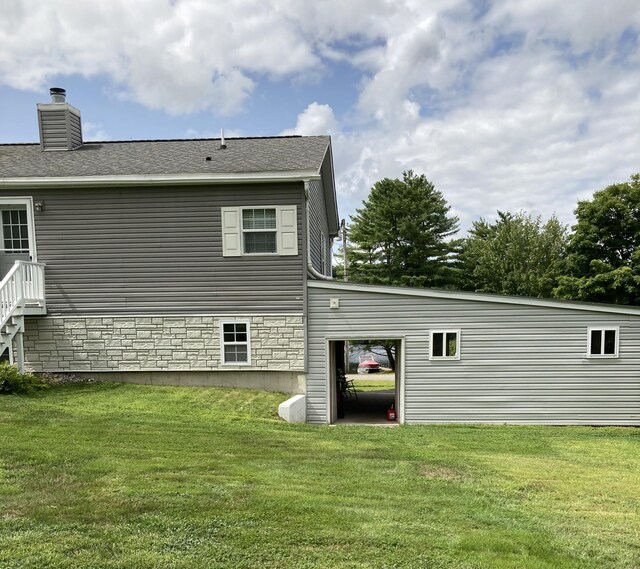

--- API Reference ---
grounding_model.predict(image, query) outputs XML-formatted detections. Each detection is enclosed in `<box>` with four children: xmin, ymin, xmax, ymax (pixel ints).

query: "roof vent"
<box><xmin>219</xmin><ymin>128</ymin><xmax>227</xmax><ymax>150</ymax></box>
<box><xmin>49</xmin><ymin>87</ymin><xmax>66</xmax><ymax>103</ymax></box>
<box><xmin>37</xmin><ymin>87</ymin><xmax>83</xmax><ymax>151</ymax></box>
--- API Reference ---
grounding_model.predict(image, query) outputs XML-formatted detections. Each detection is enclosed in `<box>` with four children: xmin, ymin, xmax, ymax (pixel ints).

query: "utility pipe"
<box><xmin>304</xmin><ymin>181</ymin><xmax>333</xmax><ymax>280</ymax></box>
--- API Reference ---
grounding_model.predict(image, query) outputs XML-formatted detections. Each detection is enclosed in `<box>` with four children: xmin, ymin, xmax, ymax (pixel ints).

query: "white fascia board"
<box><xmin>0</xmin><ymin>170</ymin><xmax>321</xmax><ymax>189</ymax></box>
<box><xmin>308</xmin><ymin>280</ymin><xmax>640</xmax><ymax>316</ymax></box>
<box><xmin>37</xmin><ymin>102</ymin><xmax>82</xmax><ymax>117</ymax></box>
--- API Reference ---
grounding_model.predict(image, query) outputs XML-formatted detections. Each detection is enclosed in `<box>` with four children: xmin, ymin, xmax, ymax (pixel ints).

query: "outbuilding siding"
<box><xmin>2</xmin><ymin>183</ymin><xmax>305</xmax><ymax>315</ymax></box>
<box><xmin>307</xmin><ymin>283</ymin><xmax>640</xmax><ymax>425</ymax></box>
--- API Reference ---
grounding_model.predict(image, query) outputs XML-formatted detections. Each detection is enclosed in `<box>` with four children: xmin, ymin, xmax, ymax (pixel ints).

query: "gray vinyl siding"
<box><xmin>2</xmin><ymin>183</ymin><xmax>304</xmax><ymax>315</ymax></box>
<box><xmin>308</xmin><ymin>179</ymin><xmax>331</xmax><ymax>276</ymax></box>
<box><xmin>68</xmin><ymin>112</ymin><xmax>83</xmax><ymax>149</ymax></box>
<box><xmin>38</xmin><ymin>107</ymin><xmax>82</xmax><ymax>151</ymax></box>
<box><xmin>307</xmin><ymin>284</ymin><xmax>640</xmax><ymax>425</ymax></box>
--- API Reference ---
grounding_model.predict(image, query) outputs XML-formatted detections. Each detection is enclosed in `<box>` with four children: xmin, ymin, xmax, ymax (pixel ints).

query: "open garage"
<box><xmin>306</xmin><ymin>280</ymin><xmax>640</xmax><ymax>425</ymax></box>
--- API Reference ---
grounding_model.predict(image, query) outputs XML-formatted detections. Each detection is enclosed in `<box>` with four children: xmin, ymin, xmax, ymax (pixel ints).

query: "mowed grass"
<box><xmin>1</xmin><ymin>383</ymin><xmax>639</xmax><ymax>569</ymax></box>
<box><xmin>351</xmin><ymin>375</ymin><xmax>396</xmax><ymax>392</ymax></box>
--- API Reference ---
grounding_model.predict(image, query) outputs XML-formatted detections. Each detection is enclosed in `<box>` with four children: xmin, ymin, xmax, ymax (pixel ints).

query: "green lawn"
<box><xmin>1</xmin><ymin>383</ymin><xmax>639</xmax><ymax>569</ymax></box>
<box><xmin>351</xmin><ymin>376</ymin><xmax>396</xmax><ymax>392</ymax></box>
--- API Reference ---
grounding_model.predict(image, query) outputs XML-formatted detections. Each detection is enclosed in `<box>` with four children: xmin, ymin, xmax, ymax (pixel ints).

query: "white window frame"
<box><xmin>241</xmin><ymin>208</ymin><xmax>278</xmax><ymax>255</ymax></box>
<box><xmin>429</xmin><ymin>329</ymin><xmax>461</xmax><ymax>360</ymax></box>
<box><xmin>222</xmin><ymin>205</ymin><xmax>297</xmax><ymax>257</ymax></box>
<box><xmin>0</xmin><ymin>197</ymin><xmax>37</xmax><ymax>261</ymax></box>
<box><xmin>220</xmin><ymin>320</ymin><xmax>252</xmax><ymax>366</ymax></box>
<box><xmin>587</xmin><ymin>326</ymin><xmax>619</xmax><ymax>358</ymax></box>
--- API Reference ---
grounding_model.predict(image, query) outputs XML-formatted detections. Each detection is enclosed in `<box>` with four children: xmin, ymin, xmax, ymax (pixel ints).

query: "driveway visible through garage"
<box><xmin>335</xmin><ymin>375</ymin><xmax>398</xmax><ymax>425</ymax></box>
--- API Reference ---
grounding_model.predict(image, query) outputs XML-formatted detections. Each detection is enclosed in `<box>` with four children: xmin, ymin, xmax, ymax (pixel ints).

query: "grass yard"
<box><xmin>351</xmin><ymin>375</ymin><xmax>396</xmax><ymax>392</ymax></box>
<box><xmin>1</xmin><ymin>383</ymin><xmax>639</xmax><ymax>569</ymax></box>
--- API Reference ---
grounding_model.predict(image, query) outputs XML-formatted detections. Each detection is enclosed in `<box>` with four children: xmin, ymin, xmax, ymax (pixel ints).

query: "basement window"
<box><xmin>587</xmin><ymin>327</ymin><xmax>618</xmax><ymax>358</ymax></box>
<box><xmin>221</xmin><ymin>321</ymin><xmax>251</xmax><ymax>365</ymax></box>
<box><xmin>430</xmin><ymin>330</ymin><xmax>460</xmax><ymax>360</ymax></box>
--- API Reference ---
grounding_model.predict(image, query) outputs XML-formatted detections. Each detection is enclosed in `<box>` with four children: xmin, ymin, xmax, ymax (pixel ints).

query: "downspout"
<box><xmin>304</xmin><ymin>181</ymin><xmax>333</xmax><ymax>280</ymax></box>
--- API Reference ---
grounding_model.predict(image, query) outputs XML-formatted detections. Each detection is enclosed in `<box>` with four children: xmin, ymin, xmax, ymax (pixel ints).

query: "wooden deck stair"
<box><xmin>0</xmin><ymin>261</ymin><xmax>46</xmax><ymax>371</ymax></box>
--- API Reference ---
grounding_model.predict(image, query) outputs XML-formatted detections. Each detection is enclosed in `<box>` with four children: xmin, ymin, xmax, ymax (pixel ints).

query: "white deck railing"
<box><xmin>0</xmin><ymin>261</ymin><xmax>46</xmax><ymax>330</ymax></box>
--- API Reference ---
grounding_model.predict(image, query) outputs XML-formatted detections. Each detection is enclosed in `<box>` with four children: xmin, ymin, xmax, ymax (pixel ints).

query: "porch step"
<box><xmin>0</xmin><ymin>261</ymin><xmax>46</xmax><ymax>371</ymax></box>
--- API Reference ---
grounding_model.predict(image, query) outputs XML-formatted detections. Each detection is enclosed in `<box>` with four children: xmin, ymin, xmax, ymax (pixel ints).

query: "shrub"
<box><xmin>0</xmin><ymin>362</ymin><xmax>49</xmax><ymax>394</ymax></box>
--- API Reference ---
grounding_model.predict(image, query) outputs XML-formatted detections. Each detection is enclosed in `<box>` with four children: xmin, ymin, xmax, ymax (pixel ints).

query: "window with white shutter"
<box><xmin>222</xmin><ymin>205</ymin><xmax>298</xmax><ymax>256</ymax></box>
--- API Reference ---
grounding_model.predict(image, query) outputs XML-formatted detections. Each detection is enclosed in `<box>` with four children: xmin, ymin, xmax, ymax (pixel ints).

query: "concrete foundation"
<box><xmin>78</xmin><ymin>370</ymin><xmax>306</xmax><ymax>394</ymax></box>
<box><xmin>278</xmin><ymin>394</ymin><xmax>307</xmax><ymax>422</ymax></box>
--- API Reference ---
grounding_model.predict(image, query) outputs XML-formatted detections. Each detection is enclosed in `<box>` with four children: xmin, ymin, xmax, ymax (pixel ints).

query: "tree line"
<box><xmin>339</xmin><ymin>171</ymin><xmax>640</xmax><ymax>306</ymax></box>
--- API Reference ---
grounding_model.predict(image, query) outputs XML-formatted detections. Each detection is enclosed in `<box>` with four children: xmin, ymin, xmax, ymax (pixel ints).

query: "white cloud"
<box><xmin>0</xmin><ymin>0</ymin><xmax>322</xmax><ymax>115</ymax></box>
<box><xmin>2</xmin><ymin>0</ymin><xmax>639</xmax><ymax>230</ymax></box>
<box><xmin>280</xmin><ymin>102</ymin><xmax>339</xmax><ymax>136</ymax></box>
<box><xmin>82</xmin><ymin>121</ymin><xmax>109</xmax><ymax>141</ymax></box>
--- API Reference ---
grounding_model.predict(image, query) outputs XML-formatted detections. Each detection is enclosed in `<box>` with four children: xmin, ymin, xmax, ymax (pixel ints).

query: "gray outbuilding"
<box><xmin>306</xmin><ymin>280</ymin><xmax>640</xmax><ymax>425</ymax></box>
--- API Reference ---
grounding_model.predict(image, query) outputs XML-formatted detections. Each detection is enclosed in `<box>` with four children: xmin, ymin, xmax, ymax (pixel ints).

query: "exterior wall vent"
<box><xmin>37</xmin><ymin>88</ymin><xmax>83</xmax><ymax>151</ymax></box>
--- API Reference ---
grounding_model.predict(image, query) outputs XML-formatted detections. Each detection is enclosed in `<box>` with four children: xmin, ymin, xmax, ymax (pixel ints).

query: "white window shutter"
<box><xmin>277</xmin><ymin>206</ymin><xmax>298</xmax><ymax>256</ymax></box>
<box><xmin>222</xmin><ymin>207</ymin><xmax>242</xmax><ymax>256</ymax></box>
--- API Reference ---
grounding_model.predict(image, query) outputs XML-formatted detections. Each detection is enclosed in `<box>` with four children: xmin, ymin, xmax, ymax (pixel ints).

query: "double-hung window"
<box><xmin>242</xmin><ymin>208</ymin><xmax>277</xmax><ymax>254</ymax></box>
<box><xmin>221</xmin><ymin>205</ymin><xmax>298</xmax><ymax>257</ymax></box>
<box><xmin>221</xmin><ymin>321</ymin><xmax>251</xmax><ymax>365</ymax></box>
<box><xmin>587</xmin><ymin>327</ymin><xmax>618</xmax><ymax>358</ymax></box>
<box><xmin>430</xmin><ymin>330</ymin><xmax>460</xmax><ymax>360</ymax></box>
<box><xmin>1</xmin><ymin>208</ymin><xmax>29</xmax><ymax>253</ymax></box>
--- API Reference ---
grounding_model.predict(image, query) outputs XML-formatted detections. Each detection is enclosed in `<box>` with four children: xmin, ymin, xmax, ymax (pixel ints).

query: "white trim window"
<box><xmin>587</xmin><ymin>327</ymin><xmax>619</xmax><ymax>358</ymax></box>
<box><xmin>221</xmin><ymin>205</ymin><xmax>298</xmax><ymax>257</ymax></box>
<box><xmin>242</xmin><ymin>208</ymin><xmax>277</xmax><ymax>254</ymax></box>
<box><xmin>0</xmin><ymin>198</ymin><xmax>36</xmax><ymax>260</ymax></box>
<box><xmin>221</xmin><ymin>321</ymin><xmax>251</xmax><ymax>365</ymax></box>
<box><xmin>430</xmin><ymin>330</ymin><xmax>460</xmax><ymax>360</ymax></box>
<box><xmin>1</xmin><ymin>207</ymin><xmax>29</xmax><ymax>253</ymax></box>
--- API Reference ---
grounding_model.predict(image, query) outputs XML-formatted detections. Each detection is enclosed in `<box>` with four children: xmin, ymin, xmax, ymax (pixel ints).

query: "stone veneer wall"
<box><xmin>23</xmin><ymin>315</ymin><xmax>304</xmax><ymax>373</ymax></box>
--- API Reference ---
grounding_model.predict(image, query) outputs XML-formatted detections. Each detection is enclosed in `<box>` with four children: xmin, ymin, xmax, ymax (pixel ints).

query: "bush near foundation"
<box><xmin>0</xmin><ymin>362</ymin><xmax>49</xmax><ymax>394</ymax></box>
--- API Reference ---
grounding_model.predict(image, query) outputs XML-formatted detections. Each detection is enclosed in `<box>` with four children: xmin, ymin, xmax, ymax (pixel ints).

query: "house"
<box><xmin>1</xmin><ymin>88</ymin><xmax>639</xmax><ymax>426</ymax></box>
<box><xmin>0</xmin><ymin>88</ymin><xmax>338</xmax><ymax>394</ymax></box>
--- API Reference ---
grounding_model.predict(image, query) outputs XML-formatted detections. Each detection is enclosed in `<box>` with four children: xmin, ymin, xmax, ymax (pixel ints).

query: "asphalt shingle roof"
<box><xmin>0</xmin><ymin>136</ymin><xmax>330</xmax><ymax>178</ymax></box>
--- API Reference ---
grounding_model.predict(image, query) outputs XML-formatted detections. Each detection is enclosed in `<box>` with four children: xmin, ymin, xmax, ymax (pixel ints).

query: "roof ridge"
<box><xmin>0</xmin><ymin>134</ymin><xmax>332</xmax><ymax>147</ymax></box>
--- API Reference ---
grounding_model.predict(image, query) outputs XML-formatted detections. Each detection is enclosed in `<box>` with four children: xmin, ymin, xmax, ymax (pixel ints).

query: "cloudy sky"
<box><xmin>1</xmin><ymin>0</ymin><xmax>639</xmax><ymax>232</ymax></box>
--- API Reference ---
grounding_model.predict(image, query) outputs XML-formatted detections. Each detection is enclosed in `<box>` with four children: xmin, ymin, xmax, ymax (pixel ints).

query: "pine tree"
<box><xmin>347</xmin><ymin>170</ymin><xmax>459</xmax><ymax>288</ymax></box>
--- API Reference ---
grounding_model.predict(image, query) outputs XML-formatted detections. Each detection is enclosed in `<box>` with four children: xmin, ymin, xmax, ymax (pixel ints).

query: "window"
<box><xmin>430</xmin><ymin>330</ymin><xmax>460</xmax><ymax>360</ymax></box>
<box><xmin>221</xmin><ymin>205</ymin><xmax>298</xmax><ymax>257</ymax></box>
<box><xmin>1</xmin><ymin>208</ymin><xmax>29</xmax><ymax>253</ymax></box>
<box><xmin>242</xmin><ymin>208</ymin><xmax>277</xmax><ymax>254</ymax></box>
<box><xmin>221</xmin><ymin>321</ymin><xmax>251</xmax><ymax>365</ymax></box>
<box><xmin>587</xmin><ymin>327</ymin><xmax>619</xmax><ymax>358</ymax></box>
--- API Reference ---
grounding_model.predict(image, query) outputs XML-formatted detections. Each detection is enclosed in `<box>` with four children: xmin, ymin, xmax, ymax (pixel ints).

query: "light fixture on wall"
<box><xmin>34</xmin><ymin>200</ymin><xmax>45</xmax><ymax>212</ymax></box>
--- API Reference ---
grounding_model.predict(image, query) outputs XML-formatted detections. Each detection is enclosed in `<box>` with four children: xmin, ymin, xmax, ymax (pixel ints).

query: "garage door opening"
<box><xmin>327</xmin><ymin>339</ymin><xmax>403</xmax><ymax>425</ymax></box>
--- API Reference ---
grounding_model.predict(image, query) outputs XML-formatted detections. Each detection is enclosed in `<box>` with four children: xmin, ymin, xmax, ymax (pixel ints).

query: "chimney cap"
<box><xmin>49</xmin><ymin>87</ymin><xmax>66</xmax><ymax>103</ymax></box>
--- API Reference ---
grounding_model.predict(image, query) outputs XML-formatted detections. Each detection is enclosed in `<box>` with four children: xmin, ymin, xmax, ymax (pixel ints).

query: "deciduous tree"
<box><xmin>555</xmin><ymin>174</ymin><xmax>640</xmax><ymax>304</ymax></box>
<box><xmin>459</xmin><ymin>211</ymin><xmax>567</xmax><ymax>298</ymax></box>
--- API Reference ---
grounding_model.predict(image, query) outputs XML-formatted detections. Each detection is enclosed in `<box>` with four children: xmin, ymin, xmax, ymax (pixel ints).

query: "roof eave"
<box><xmin>308</xmin><ymin>280</ymin><xmax>640</xmax><ymax>316</ymax></box>
<box><xmin>320</xmin><ymin>141</ymin><xmax>340</xmax><ymax>236</ymax></box>
<box><xmin>0</xmin><ymin>170</ymin><xmax>321</xmax><ymax>188</ymax></box>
